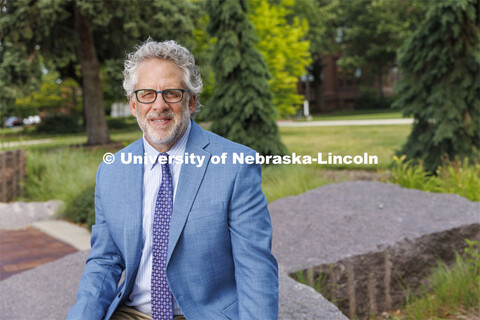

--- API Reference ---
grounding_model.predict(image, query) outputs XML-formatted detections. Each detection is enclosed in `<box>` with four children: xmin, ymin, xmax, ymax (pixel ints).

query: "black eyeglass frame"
<box><xmin>133</xmin><ymin>88</ymin><xmax>188</xmax><ymax>104</ymax></box>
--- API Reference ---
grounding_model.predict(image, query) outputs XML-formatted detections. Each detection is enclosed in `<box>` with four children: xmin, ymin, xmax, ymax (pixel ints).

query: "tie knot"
<box><xmin>157</xmin><ymin>152</ymin><xmax>169</xmax><ymax>164</ymax></box>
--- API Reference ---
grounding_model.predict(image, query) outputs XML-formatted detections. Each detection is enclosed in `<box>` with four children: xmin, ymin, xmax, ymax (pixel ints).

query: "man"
<box><xmin>67</xmin><ymin>39</ymin><xmax>278</xmax><ymax>320</ymax></box>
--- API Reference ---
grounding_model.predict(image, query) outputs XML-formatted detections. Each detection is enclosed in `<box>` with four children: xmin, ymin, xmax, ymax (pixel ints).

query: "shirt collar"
<box><xmin>142</xmin><ymin>120</ymin><xmax>192</xmax><ymax>170</ymax></box>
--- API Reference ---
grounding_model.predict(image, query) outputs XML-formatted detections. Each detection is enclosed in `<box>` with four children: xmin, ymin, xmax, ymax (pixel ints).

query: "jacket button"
<box><xmin>118</xmin><ymin>292</ymin><xmax>122</xmax><ymax>298</ymax></box>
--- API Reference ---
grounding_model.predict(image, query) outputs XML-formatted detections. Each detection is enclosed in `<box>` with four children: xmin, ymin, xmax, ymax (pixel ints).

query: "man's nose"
<box><xmin>151</xmin><ymin>94</ymin><xmax>169</xmax><ymax>111</ymax></box>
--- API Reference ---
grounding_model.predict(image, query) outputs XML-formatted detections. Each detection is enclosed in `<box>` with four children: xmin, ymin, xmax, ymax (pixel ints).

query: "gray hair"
<box><xmin>123</xmin><ymin>39</ymin><xmax>203</xmax><ymax>118</ymax></box>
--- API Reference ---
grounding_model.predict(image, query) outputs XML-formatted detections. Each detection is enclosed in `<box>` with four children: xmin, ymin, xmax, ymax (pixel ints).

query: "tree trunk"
<box><xmin>74</xmin><ymin>6</ymin><xmax>109</xmax><ymax>145</ymax></box>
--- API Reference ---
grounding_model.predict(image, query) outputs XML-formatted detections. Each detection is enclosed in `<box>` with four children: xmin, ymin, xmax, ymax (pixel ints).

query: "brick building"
<box><xmin>298</xmin><ymin>54</ymin><xmax>400</xmax><ymax>113</ymax></box>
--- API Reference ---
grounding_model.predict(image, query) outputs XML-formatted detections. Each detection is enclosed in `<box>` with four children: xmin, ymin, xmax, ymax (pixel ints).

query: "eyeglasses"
<box><xmin>133</xmin><ymin>89</ymin><xmax>188</xmax><ymax>104</ymax></box>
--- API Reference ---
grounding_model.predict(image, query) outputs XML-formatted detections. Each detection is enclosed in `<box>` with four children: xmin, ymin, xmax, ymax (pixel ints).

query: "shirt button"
<box><xmin>118</xmin><ymin>292</ymin><xmax>122</xmax><ymax>298</ymax></box>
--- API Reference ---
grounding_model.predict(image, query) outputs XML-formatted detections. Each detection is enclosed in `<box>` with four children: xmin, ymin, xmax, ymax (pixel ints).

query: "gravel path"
<box><xmin>0</xmin><ymin>251</ymin><xmax>89</xmax><ymax>320</ymax></box>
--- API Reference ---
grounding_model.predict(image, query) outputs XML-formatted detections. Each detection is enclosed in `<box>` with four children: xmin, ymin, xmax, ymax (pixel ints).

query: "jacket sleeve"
<box><xmin>228</xmin><ymin>151</ymin><xmax>279</xmax><ymax>319</ymax></box>
<box><xmin>66</xmin><ymin>164</ymin><xmax>125</xmax><ymax>320</ymax></box>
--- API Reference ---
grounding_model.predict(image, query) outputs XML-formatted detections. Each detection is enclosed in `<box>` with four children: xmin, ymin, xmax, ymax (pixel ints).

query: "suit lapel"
<box><xmin>167</xmin><ymin>121</ymin><xmax>210</xmax><ymax>264</ymax></box>
<box><xmin>119</xmin><ymin>139</ymin><xmax>144</xmax><ymax>272</ymax></box>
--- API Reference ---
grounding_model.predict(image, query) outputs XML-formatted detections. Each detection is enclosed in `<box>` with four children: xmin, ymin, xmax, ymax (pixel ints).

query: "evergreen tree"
<box><xmin>393</xmin><ymin>0</ymin><xmax>480</xmax><ymax>171</ymax></box>
<box><xmin>206</xmin><ymin>0</ymin><xmax>287</xmax><ymax>156</ymax></box>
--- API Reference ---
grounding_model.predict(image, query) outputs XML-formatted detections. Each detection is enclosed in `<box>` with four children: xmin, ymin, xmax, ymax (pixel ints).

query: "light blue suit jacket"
<box><xmin>67</xmin><ymin>121</ymin><xmax>278</xmax><ymax>320</ymax></box>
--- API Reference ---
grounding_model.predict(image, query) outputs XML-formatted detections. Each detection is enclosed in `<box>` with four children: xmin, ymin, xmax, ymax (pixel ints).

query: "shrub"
<box><xmin>106</xmin><ymin>117</ymin><xmax>128</xmax><ymax>129</ymax></box>
<box><xmin>355</xmin><ymin>87</ymin><xmax>395</xmax><ymax>110</ymax></box>
<box><xmin>63</xmin><ymin>184</ymin><xmax>96</xmax><ymax>230</ymax></box>
<box><xmin>436</xmin><ymin>157</ymin><xmax>480</xmax><ymax>202</ymax></box>
<box><xmin>36</xmin><ymin>114</ymin><xmax>83</xmax><ymax>134</ymax></box>
<box><xmin>390</xmin><ymin>155</ymin><xmax>480</xmax><ymax>201</ymax></box>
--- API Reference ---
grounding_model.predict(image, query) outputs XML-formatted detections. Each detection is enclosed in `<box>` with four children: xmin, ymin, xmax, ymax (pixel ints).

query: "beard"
<box><xmin>135</xmin><ymin>102</ymin><xmax>191</xmax><ymax>149</ymax></box>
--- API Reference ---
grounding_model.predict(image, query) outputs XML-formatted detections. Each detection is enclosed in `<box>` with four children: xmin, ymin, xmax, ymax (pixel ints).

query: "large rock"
<box><xmin>0</xmin><ymin>251</ymin><xmax>347</xmax><ymax>320</ymax></box>
<box><xmin>269</xmin><ymin>181</ymin><xmax>480</xmax><ymax>319</ymax></box>
<box><xmin>279</xmin><ymin>266</ymin><xmax>347</xmax><ymax>320</ymax></box>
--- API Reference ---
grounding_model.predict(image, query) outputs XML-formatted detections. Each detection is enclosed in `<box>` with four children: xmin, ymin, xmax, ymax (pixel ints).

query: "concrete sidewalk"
<box><xmin>32</xmin><ymin>220</ymin><xmax>91</xmax><ymax>251</ymax></box>
<box><xmin>0</xmin><ymin>201</ymin><xmax>91</xmax><ymax>280</ymax></box>
<box><xmin>278</xmin><ymin>118</ymin><xmax>413</xmax><ymax>127</ymax></box>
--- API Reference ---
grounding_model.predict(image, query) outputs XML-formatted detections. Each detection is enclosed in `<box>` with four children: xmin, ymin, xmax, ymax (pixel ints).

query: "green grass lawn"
<box><xmin>262</xmin><ymin>164</ymin><xmax>331</xmax><ymax>202</ymax></box>
<box><xmin>298</xmin><ymin>109</ymin><xmax>410</xmax><ymax>121</ymax></box>
<box><xmin>280</xmin><ymin>125</ymin><xmax>411</xmax><ymax>170</ymax></box>
<box><xmin>0</xmin><ymin>128</ymin><xmax>143</xmax><ymax>152</ymax></box>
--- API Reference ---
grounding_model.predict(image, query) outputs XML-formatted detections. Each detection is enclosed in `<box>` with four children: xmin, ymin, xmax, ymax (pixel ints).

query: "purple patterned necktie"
<box><xmin>151</xmin><ymin>153</ymin><xmax>173</xmax><ymax>320</ymax></box>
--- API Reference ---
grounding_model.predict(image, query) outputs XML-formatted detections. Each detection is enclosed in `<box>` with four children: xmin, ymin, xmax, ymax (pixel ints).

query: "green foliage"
<box><xmin>293</xmin><ymin>0</ymin><xmax>341</xmax><ymax>55</ymax></box>
<box><xmin>355</xmin><ymin>87</ymin><xmax>395</xmax><ymax>110</ymax></box>
<box><xmin>390</xmin><ymin>155</ymin><xmax>437</xmax><ymax>191</ymax></box>
<box><xmin>206</xmin><ymin>0</ymin><xmax>287</xmax><ymax>155</ymax></box>
<box><xmin>390</xmin><ymin>155</ymin><xmax>480</xmax><ymax>202</ymax></box>
<box><xmin>22</xmin><ymin>148</ymin><xmax>100</xmax><ymax>202</ymax></box>
<box><xmin>14</xmin><ymin>70</ymin><xmax>81</xmax><ymax>117</ymax></box>
<box><xmin>35</xmin><ymin>114</ymin><xmax>83</xmax><ymax>134</ymax></box>
<box><xmin>261</xmin><ymin>165</ymin><xmax>328</xmax><ymax>202</ymax></box>
<box><xmin>64</xmin><ymin>184</ymin><xmax>96</xmax><ymax>230</ymax></box>
<box><xmin>464</xmin><ymin>239</ymin><xmax>480</xmax><ymax>286</ymax></box>
<box><xmin>294</xmin><ymin>0</ymin><xmax>427</xmax><ymax>106</ymax></box>
<box><xmin>21</xmin><ymin>147</ymin><xmax>101</xmax><ymax>229</ymax></box>
<box><xmin>1</xmin><ymin>0</ymin><xmax>202</xmax><ymax>144</ymax></box>
<box><xmin>0</xmin><ymin>13</ymin><xmax>43</xmax><ymax>115</ymax></box>
<box><xmin>106</xmin><ymin>116</ymin><xmax>130</xmax><ymax>130</ymax></box>
<box><xmin>249</xmin><ymin>0</ymin><xmax>311</xmax><ymax>117</ymax></box>
<box><xmin>393</xmin><ymin>0</ymin><xmax>480</xmax><ymax>172</ymax></box>
<box><xmin>401</xmin><ymin>240</ymin><xmax>480</xmax><ymax>319</ymax></box>
<box><xmin>337</xmin><ymin>0</ymin><xmax>427</xmax><ymax>87</ymax></box>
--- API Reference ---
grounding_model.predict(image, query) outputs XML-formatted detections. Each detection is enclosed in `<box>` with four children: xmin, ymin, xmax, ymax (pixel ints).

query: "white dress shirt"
<box><xmin>125</xmin><ymin>121</ymin><xmax>192</xmax><ymax>316</ymax></box>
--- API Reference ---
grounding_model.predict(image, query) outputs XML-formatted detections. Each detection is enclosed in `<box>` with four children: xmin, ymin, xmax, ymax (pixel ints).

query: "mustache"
<box><xmin>146</xmin><ymin>111</ymin><xmax>175</xmax><ymax>120</ymax></box>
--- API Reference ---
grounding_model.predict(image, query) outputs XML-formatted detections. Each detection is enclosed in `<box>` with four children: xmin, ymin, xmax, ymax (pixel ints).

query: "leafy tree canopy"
<box><xmin>337</xmin><ymin>0</ymin><xmax>428</xmax><ymax>97</ymax></box>
<box><xmin>250</xmin><ymin>0</ymin><xmax>311</xmax><ymax>117</ymax></box>
<box><xmin>1</xmin><ymin>0</ymin><xmax>200</xmax><ymax>143</ymax></box>
<box><xmin>15</xmin><ymin>69</ymin><xmax>81</xmax><ymax>117</ymax></box>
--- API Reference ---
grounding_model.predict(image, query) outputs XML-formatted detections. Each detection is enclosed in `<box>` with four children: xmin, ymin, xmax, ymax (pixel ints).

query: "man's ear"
<box><xmin>189</xmin><ymin>95</ymin><xmax>196</xmax><ymax>115</ymax></box>
<box><xmin>129</xmin><ymin>96</ymin><xmax>137</xmax><ymax>117</ymax></box>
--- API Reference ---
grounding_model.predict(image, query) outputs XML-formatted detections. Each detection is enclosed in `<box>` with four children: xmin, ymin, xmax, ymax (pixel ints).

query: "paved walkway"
<box><xmin>0</xmin><ymin>138</ymin><xmax>53</xmax><ymax>148</ymax></box>
<box><xmin>0</xmin><ymin>201</ymin><xmax>91</xmax><ymax>280</ymax></box>
<box><xmin>0</xmin><ymin>227</ymin><xmax>77</xmax><ymax>280</ymax></box>
<box><xmin>277</xmin><ymin>118</ymin><xmax>413</xmax><ymax>127</ymax></box>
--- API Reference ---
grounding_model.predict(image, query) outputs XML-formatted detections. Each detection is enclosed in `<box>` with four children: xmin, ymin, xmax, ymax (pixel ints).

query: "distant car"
<box><xmin>3</xmin><ymin>116</ymin><xmax>23</xmax><ymax>128</ymax></box>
